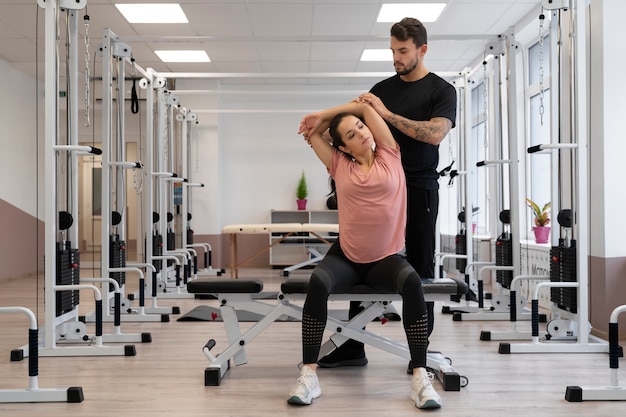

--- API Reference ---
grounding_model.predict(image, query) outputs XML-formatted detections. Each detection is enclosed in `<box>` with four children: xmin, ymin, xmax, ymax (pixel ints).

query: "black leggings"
<box><xmin>302</xmin><ymin>240</ymin><xmax>430</xmax><ymax>368</ymax></box>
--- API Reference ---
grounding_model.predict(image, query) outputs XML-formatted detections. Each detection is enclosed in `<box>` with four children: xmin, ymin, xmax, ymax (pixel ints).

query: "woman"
<box><xmin>289</xmin><ymin>101</ymin><xmax>442</xmax><ymax>409</ymax></box>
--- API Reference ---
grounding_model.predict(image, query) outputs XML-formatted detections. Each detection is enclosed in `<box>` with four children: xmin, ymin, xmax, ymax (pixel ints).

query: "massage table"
<box><xmin>222</xmin><ymin>223</ymin><xmax>339</xmax><ymax>278</ymax></box>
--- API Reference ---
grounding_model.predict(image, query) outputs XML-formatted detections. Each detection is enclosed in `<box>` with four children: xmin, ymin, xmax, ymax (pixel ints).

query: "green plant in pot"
<box><xmin>296</xmin><ymin>170</ymin><xmax>308</xmax><ymax>210</ymax></box>
<box><xmin>526</xmin><ymin>198</ymin><xmax>551</xmax><ymax>243</ymax></box>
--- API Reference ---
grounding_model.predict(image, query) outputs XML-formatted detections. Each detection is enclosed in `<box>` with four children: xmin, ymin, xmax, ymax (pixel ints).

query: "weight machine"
<box><xmin>14</xmin><ymin>0</ymin><xmax>135</xmax><ymax>359</ymax></box>
<box><xmin>139</xmin><ymin>72</ymin><xmax>196</xmax><ymax>300</ymax></box>
<box><xmin>437</xmin><ymin>74</ymin><xmax>478</xmax><ymax>303</ymax></box>
<box><xmin>443</xmin><ymin>40</ymin><xmax>525</xmax><ymax>322</ymax></box>
<box><xmin>177</xmin><ymin>107</ymin><xmax>222</xmax><ymax>277</ymax></box>
<box><xmin>498</xmin><ymin>0</ymin><xmax>608</xmax><ymax>355</ymax></box>
<box><xmin>81</xmin><ymin>28</ymin><xmax>168</xmax><ymax>325</ymax></box>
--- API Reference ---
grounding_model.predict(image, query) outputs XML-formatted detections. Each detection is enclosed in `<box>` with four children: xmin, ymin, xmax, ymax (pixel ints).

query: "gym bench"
<box><xmin>186</xmin><ymin>276</ymin><xmax>469</xmax><ymax>391</ymax></box>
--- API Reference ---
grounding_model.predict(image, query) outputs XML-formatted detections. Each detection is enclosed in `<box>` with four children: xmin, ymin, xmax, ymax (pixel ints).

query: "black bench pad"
<box><xmin>281</xmin><ymin>277</ymin><xmax>468</xmax><ymax>296</ymax></box>
<box><xmin>187</xmin><ymin>279</ymin><xmax>264</xmax><ymax>294</ymax></box>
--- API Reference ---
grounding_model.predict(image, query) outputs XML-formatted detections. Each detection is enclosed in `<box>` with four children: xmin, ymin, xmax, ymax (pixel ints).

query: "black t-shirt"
<box><xmin>370</xmin><ymin>72</ymin><xmax>457</xmax><ymax>189</ymax></box>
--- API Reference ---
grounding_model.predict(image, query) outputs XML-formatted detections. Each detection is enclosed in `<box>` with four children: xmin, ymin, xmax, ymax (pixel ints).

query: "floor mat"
<box><xmin>177</xmin><ymin>305</ymin><xmax>299</xmax><ymax>322</ymax></box>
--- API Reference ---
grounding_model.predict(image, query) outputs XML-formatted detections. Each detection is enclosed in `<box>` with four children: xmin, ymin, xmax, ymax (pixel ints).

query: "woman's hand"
<box><xmin>298</xmin><ymin>112</ymin><xmax>323</xmax><ymax>137</ymax></box>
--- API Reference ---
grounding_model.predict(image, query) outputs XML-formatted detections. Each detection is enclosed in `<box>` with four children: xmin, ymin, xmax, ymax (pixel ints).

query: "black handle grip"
<box><xmin>90</xmin><ymin>146</ymin><xmax>102</xmax><ymax>155</ymax></box>
<box><xmin>527</xmin><ymin>145</ymin><xmax>542</xmax><ymax>153</ymax></box>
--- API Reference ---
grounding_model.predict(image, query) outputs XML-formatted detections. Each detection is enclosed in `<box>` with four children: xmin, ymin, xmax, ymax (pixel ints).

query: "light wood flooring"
<box><xmin>1</xmin><ymin>267</ymin><xmax>624</xmax><ymax>417</ymax></box>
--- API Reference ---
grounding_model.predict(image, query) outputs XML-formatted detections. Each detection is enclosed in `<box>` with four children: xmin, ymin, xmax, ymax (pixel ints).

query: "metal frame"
<box><xmin>0</xmin><ymin>307</ymin><xmax>83</xmax><ymax>403</ymax></box>
<box><xmin>187</xmin><ymin>279</ymin><xmax>469</xmax><ymax>391</ymax></box>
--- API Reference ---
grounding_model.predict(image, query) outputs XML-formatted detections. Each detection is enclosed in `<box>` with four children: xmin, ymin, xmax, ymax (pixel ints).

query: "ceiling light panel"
<box><xmin>115</xmin><ymin>3</ymin><xmax>188</xmax><ymax>24</ymax></box>
<box><xmin>360</xmin><ymin>49</ymin><xmax>392</xmax><ymax>62</ymax></box>
<box><xmin>377</xmin><ymin>3</ymin><xmax>447</xmax><ymax>23</ymax></box>
<box><xmin>155</xmin><ymin>50</ymin><xmax>210</xmax><ymax>63</ymax></box>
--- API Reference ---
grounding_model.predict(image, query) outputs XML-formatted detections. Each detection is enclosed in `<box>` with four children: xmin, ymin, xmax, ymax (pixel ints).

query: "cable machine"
<box><xmin>13</xmin><ymin>0</ymin><xmax>135</xmax><ymax>359</ymax></box>
<box><xmin>438</xmin><ymin>70</ymin><xmax>478</xmax><ymax>308</ymax></box>
<box><xmin>165</xmin><ymin>98</ymin><xmax>199</xmax><ymax>284</ymax></box>
<box><xmin>446</xmin><ymin>37</ymin><xmax>527</xmax><ymax>322</ymax></box>
<box><xmin>498</xmin><ymin>0</ymin><xmax>607</xmax><ymax>355</ymax></box>
<box><xmin>79</xmin><ymin>28</ymin><xmax>167</xmax><ymax>328</ymax></box>
<box><xmin>479</xmin><ymin>9</ymin><xmax>555</xmax><ymax>342</ymax></box>
<box><xmin>153</xmin><ymin>90</ymin><xmax>195</xmax><ymax>297</ymax></box>
<box><xmin>140</xmin><ymin>71</ymin><xmax>191</xmax><ymax>300</ymax></box>
<box><xmin>178</xmin><ymin>107</ymin><xmax>223</xmax><ymax>277</ymax></box>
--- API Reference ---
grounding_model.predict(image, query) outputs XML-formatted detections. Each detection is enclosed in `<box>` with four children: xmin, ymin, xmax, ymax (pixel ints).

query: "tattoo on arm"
<box><xmin>388</xmin><ymin>113</ymin><xmax>451</xmax><ymax>145</ymax></box>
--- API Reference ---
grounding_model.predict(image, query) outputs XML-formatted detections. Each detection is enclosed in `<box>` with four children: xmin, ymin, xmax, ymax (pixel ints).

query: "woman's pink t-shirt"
<box><xmin>329</xmin><ymin>143</ymin><xmax>407</xmax><ymax>263</ymax></box>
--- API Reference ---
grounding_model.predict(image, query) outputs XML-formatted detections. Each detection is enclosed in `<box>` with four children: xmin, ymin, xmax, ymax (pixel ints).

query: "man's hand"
<box><xmin>358</xmin><ymin>92</ymin><xmax>390</xmax><ymax>120</ymax></box>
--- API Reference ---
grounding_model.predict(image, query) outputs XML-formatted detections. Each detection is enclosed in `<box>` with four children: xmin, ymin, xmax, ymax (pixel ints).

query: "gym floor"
<box><xmin>0</xmin><ymin>266</ymin><xmax>623</xmax><ymax>416</ymax></box>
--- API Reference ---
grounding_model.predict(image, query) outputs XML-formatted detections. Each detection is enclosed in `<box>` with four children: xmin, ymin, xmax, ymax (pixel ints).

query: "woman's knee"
<box><xmin>390</xmin><ymin>261</ymin><xmax>421</xmax><ymax>294</ymax></box>
<box><xmin>308</xmin><ymin>266</ymin><xmax>333</xmax><ymax>297</ymax></box>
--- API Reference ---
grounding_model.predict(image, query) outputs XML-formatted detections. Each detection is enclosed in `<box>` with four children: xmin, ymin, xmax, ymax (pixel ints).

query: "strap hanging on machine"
<box><xmin>130</xmin><ymin>56</ymin><xmax>139</xmax><ymax>114</ymax></box>
<box><xmin>438</xmin><ymin>160</ymin><xmax>456</xmax><ymax>186</ymax></box>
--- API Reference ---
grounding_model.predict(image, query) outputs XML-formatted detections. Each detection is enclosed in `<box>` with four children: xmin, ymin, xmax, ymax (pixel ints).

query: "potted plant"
<box><xmin>296</xmin><ymin>170</ymin><xmax>308</xmax><ymax>210</ymax></box>
<box><xmin>526</xmin><ymin>198</ymin><xmax>551</xmax><ymax>243</ymax></box>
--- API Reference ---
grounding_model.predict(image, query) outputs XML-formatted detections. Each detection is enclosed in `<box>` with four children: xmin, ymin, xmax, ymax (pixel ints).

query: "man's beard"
<box><xmin>395</xmin><ymin>60</ymin><xmax>418</xmax><ymax>76</ymax></box>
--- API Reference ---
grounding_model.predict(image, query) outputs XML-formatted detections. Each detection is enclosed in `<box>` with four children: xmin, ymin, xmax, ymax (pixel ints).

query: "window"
<box><xmin>470</xmin><ymin>81</ymin><xmax>489</xmax><ymax>234</ymax></box>
<box><xmin>526</xmin><ymin>36</ymin><xmax>551</xmax><ymax>237</ymax></box>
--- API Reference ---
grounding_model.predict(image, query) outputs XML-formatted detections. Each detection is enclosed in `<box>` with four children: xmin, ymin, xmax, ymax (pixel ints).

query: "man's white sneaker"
<box><xmin>287</xmin><ymin>366</ymin><xmax>321</xmax><ymax>405</ymax></box>
<box><xmin>410</xmin><ymin>367</ymin><xmax>442</xmax><ymax>409</ymax></box>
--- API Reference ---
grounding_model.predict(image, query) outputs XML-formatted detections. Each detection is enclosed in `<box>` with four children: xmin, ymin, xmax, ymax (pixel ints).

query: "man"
<box><xmin>318</xmin><ymin>17</ymin><xmax>457</xmax><ymax>370</ymax></box>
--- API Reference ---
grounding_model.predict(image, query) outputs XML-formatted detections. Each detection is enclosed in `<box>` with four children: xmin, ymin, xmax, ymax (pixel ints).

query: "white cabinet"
<box><xmin>269</xmin><ymin>210</ymin><xmax>338</xmax><ymax>267</ymax></box>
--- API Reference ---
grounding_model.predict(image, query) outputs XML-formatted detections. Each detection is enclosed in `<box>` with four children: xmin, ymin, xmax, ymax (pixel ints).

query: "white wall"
<box><xmin>0</xmin><ymin>58</ymin><xmax>41</xmax><ymax>218</ymax></box>
<box><xmin>172</xmin><ymin>80</ymin><xmax>458</xmax><ymax>235</ymax></box>
<box><xmin>177</xmin><ymin>81</ymin><xmax>374</xmax><ymax>233</ymax></box>
<box><xmin>589</xmin><ymin>0</ymin><xmax>626</xmax><ymax>258</ymax></box>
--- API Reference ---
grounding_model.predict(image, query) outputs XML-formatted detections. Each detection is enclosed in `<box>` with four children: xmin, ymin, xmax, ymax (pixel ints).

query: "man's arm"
<box><xmin>386</xmin><ymin>114</ymin><xmax>452</xmax><ymax>146</ymax></box>
<box><xmin>359</xmin><ymin>92</ymin><xmax>452</xmax><ymax>145</ymax></box>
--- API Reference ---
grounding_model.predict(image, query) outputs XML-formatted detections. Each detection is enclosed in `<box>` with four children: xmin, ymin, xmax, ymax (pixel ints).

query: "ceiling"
<box><xmin>0</xmin><ymin>0</ymin><xmax>544</xmax><ymax>85</ymax></box>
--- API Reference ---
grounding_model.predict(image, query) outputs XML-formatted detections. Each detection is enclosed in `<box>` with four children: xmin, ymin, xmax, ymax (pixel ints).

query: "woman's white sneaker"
<box><xmin>287</xmin><ymin>366</ymin><xmax>321</xmax><ymax>405</ymax></box>
<box><xmin>410</xmin><ymin>367</ymin><xmax>442</xmax><ymax>409</ymax></box>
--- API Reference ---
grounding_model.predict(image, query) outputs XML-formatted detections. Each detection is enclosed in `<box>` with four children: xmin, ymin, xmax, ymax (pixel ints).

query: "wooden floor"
<box><xmin>1</xmin><ymin>266</ymin><xmax>624</xmax><ymax>416</ymax></box>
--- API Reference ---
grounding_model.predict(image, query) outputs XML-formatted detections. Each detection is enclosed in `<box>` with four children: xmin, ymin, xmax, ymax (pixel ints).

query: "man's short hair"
<box><xmin>390</xmin><ymin>17</ymin><xmax>427</xmax><ymax>47</ymax></box>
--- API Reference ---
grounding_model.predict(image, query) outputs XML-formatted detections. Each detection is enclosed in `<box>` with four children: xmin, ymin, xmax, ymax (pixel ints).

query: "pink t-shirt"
<box><xmin>329</xmin><ymin>143</ymin><xmax>407</xmax><ymax>263</ymax></box>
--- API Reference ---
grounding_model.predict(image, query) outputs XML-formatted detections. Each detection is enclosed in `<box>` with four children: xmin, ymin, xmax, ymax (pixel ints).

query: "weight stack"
<box><xmin>152</xmin><ymin>232</ymin><xmax>163</xmax><ymax>272</ymax></box>
<box><xmin>56</xmin><ymin>241</ymin><xmax>80</xmax><ymax>316</ymax></box>
<box><xmin>187</xmin><ymin>227</ymin><xmax>194</xmax><ymax>245</ymax></box>
<box><xmin>109</xmin><ymin>234</ymin><xmax>126</xmax><ymax>291</ymax></box>
<box><xmin>455</xmin><ymin>230</ymin><xmax>467</xmax><ymax>273</ymax></box>
<box><xmin>167</xmin><ymin>230</ymin><xmax>175</xmax><ymax>267</ymax></box>
<box><xmin>495</xmin><ymin>234</ymin><xmax>513</xmax><ymax>289</ymax></box>
<box><xmin>549</xmin><ymin>242</ymin><xmax>577</xmax><ymax>313</ymax></box>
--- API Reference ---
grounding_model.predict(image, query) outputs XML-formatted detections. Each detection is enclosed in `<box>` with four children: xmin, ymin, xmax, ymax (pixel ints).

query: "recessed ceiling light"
<box><xmin>360</xmin><ymin>49</ymin><xmax>392</xmax><ymax>62</ymax></box>
<box><xmin>115</xmin><ymin>3</ymin><xmax>188</xmax><ymax>24</ymax></box>
<box><xmin>155</xmin><ymin>50</ymin><xmax>210</xmax><ymax>63</ymax></box>
<box><xmin>377</xmin><ymin>3</ymin><xmax>447</xmax><ymax>23</ymax></box>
